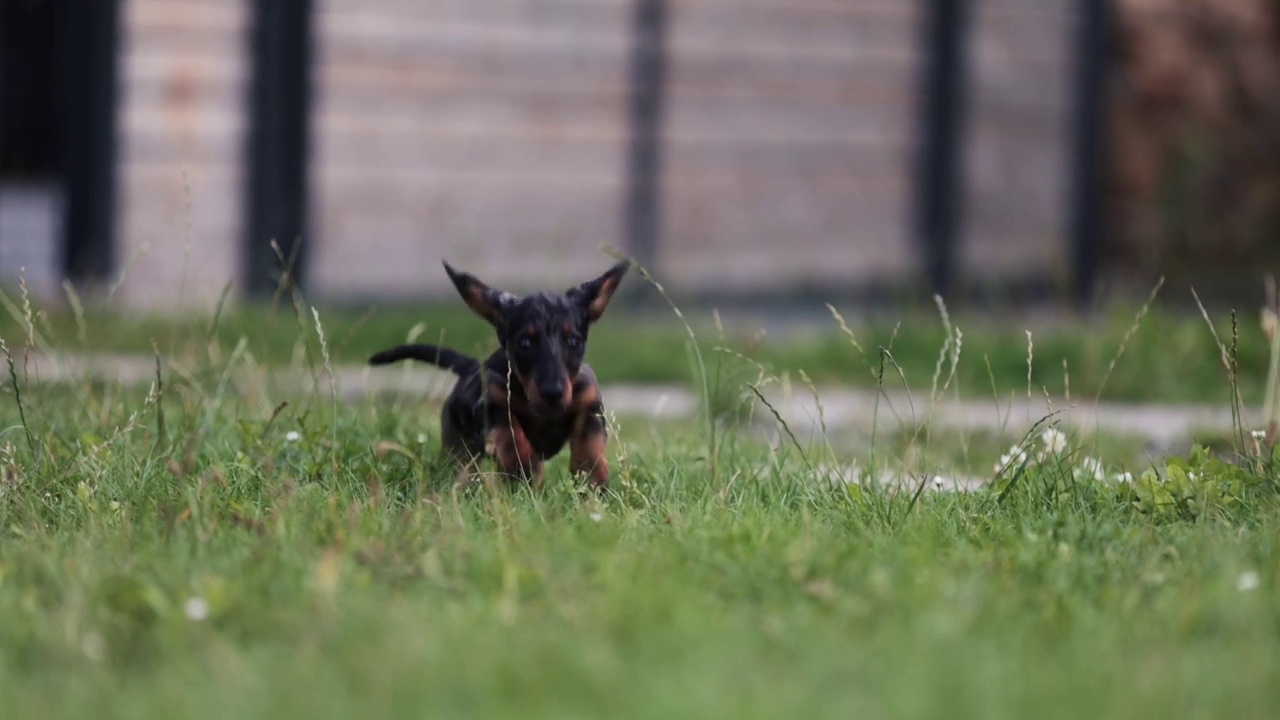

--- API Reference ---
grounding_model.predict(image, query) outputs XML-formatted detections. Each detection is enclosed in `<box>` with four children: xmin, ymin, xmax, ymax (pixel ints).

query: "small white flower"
<box><xmin>1113</xmin><ymin>471</ymin><xmax>1133</xmax><ymax>485</ymax></box>
<box><xmin>1040</xmin><ymin>428</ymin><xmax>1067</xmax><ymax>456</ymax></box>
<box><xmin>184</xmin><ymin>596</ymin><xmax>210</xmax><ymax>621</ymax></box>
<box><xmin>1076</xmin><ymin>457</ymin><xmax>1105</xmax><ymax>482</ymax></box>
<box><xmin>1252</xmin><ymin>430</ymin><xmax>1267</xmax><ymax>440</ymax></box>
<box><xmin>995</xmin><ymin>445</ymin><xmax>1028</xmax><ymax>474</ymax></box>
<box><xmin>1236</xmin><ymin>571</ymin><xmax>1260</xmax><ymax>593</ymax></box>
<box><xmin>416</xmin><ymin>433</ymin><xmax>427</xmax><ymax>444</ymax></box>
<box><xmin>932</xmin><ymin>475</ymin><xmax>945</xmax><ymax>490</ymax></box>
<box><xmin>285</xmin><ymin>431</ymin><xmax>301</xmax><ymax>443</ymax></box>
<box><xmin>843</xmin><ymin>462</ymin><xmax>864</xmax><ymax>486</ymax></box>
<box><xmin>588</xmin><ymin>512</ymin><xmax>603</xmax><ymax>522</ymax></box>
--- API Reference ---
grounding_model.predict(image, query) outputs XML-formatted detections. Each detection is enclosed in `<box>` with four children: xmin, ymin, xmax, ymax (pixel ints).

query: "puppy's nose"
<box><xmin>538</xmin><ymin>380</ymin><xmax>566</xmax><ymax>403</ymax></box>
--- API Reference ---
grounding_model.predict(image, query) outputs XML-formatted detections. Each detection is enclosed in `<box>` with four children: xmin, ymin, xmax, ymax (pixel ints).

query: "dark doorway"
<box><xmin>0</xmin><ymin>0</ymin><xmax>119</xmax><ymax>291</ymax></box>
<box><xmin>0</xmin><ymin>0</ymin><xmax>62</xmax><ymax>178</ymax></box>
<box><xmin>0</xmin><ymin>0</ymin><xmax>65</xmax><ymax>292</ymax></box>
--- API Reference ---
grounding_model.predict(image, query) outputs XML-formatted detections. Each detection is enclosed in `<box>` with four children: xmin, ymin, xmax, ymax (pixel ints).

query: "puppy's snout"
<box><xmin>538</xmin><ymin>379</ymin><xmax>566</xmax><ymax>405</ymax></box>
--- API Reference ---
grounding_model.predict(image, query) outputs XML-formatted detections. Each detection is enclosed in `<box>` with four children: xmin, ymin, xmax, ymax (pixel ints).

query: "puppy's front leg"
<box><xmin>569</xmin><ymin>402</ymin><xmax>609</xmax><ymax>491</ymax></box>
<box><xmin>486</xmin><ymin>422</ymin><xmax>543</xmax><ymax>487</ymax></box>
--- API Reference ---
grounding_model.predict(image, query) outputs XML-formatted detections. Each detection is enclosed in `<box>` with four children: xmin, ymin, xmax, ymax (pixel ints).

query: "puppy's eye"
<box><xmin>565</xmin><ymin>335</ymin><xmax>581</xmax><ymax>349</ymax></box>
<box><xmin>517</xmin><ymin>336</ymin><xmax>533</xmax><ymax>350</ymax></box>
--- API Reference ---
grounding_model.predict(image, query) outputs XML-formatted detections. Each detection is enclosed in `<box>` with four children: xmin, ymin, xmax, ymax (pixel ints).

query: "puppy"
<box><xmin>370</xmin><ymin>259</ymin><xmax>630</xmax><ymax>490</ymax></box>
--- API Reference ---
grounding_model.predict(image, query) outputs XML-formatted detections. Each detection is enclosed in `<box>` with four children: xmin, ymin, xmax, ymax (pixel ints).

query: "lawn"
<box><xmin>1</xmin><ymin>285</ymin><xmax>1279</xmax><ymax>718</ymax></box>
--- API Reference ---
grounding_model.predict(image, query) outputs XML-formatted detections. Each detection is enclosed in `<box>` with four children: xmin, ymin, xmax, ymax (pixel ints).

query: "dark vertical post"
<box><xmin>623</xmin><ymin>0</ymin><xmax>668</xmax><ymax>274</ymax></box>
<box><xmin>1067</xmin><ymin>0</ymin><xmax>1111</xmax><ymax>307</ymax></box>
<box><xmin>245</xmin><ymin>0</ymin><xmax>314</xmax><ymax>296</ymax></box>
<box><xmin>912</xmin><ymin>0</ymin><xmax>970</xmax><ymax>299</ymax></box>
<box><xmin>61</xmin><ymin>0</ymin><xmax>121</xmax><ymax>284</ymax></box>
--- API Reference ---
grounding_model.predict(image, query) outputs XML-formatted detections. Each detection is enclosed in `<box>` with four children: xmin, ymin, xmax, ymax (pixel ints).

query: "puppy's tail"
<box><xmin>367</xmin><ymin>344</ymin><xmax>480</xmax><ymax>377</ymax></box>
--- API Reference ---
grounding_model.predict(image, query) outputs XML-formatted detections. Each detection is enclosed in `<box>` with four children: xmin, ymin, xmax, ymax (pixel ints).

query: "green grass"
<box><xmin>2</xmin><ymin>306</ymin><xmax>1280</xmax><ymax>719</ymax></box>
<box><xmin>1</xmin><ymin>286</ymin><xmax>1274</xmax><ymax>403</ymax></box>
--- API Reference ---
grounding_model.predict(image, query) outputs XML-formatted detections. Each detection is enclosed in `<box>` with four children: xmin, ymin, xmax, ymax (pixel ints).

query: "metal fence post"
<box><xmin>61</xmin><ymin>0</ymin><xmax>121</xmax><ymax>285</ymax></box>
<box><xmin>623</xmin><ymin>0</ymin><xmax>668</xmax><ymax>276</ymax></box>
<box><xmin>245</xmin><ymin>0</ymin><xmax>314</xmax><ymax>297</ymax></box>
<box><xmin>912</xmin><ymin>0</ymin><xmax>971</xmax><ymax>300</ymax></box>
<box><xmin>1067</xmin><ymin>0</ymin><xmax>1112</xmax><ymax>307</ymax></box>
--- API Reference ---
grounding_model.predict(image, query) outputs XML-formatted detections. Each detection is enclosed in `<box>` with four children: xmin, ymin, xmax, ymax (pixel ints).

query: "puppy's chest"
<box><xmin>520</xmin><ymin>416</ymin><xmax>575</xmax><ymax>457</ymax></box>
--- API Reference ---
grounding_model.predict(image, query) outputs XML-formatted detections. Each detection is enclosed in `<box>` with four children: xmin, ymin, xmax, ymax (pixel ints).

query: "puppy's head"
<box><xmin>443</xmin><ymin>259</ymin><xmax>630</xmax><ymax>414</ymax></box>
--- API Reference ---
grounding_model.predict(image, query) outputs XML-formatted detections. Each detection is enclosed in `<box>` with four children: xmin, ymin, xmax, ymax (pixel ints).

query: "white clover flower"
<box><xmin>995</xmin><ymin>445</ymin><xmax>1028</xmax><ymax>474</ymax></box>
<box><xmin>1252</xmin><ymin>430</ymin><xmax>1267</xmax><ymax>440</ymax></box>
<box><xmin>1076</xmin><ymin>457</ymin><xmax>1105</xmax><ymax>482</ymax></box>
<box><xmin>822</xmin><ymin>462</ymin><xmax>863</xmax><ymax>486</ymax></box>
<box><xmin>846</xmin><ymin>462</ymin><xmax>867</xmax><ymax>485</ymax></box>
<box><xmin>81</xmin><ymin>631</ymin><xmax>106</xmax><ymax>662</ymax></box>
<box><xmin>932</xmin><ymin>475</ymin><xmax>945</xmax><ymax>490</ymax></box>
<box><xmin>285</xmin><ymin>431</ymin><xmax>301</xmax><ymax>443</ymax></box>
<box><xmin>589</xmin><ymin>512</ymin><xmax>603</xmax><ymax>522</ymax></box>
<box><xmin>1236</xmin><ymin>571</ymin><xmax>1260</xmax><ymax>593</ymax></box>
<box><xmin>184</xmin><ymin>596</ymin><xmax>210</xmax><ymax>621</ymax></box>
<box><xmin>416</xmin><ymin>433</ymin><xmax>428</xmax><ymax>444</ymax></box>
<box><xmin>1113</xmin><ymin>471</ymin><xmax>1133</xmax><ymax>485</ymax></box>
<box><xmin>1040</xmin><ymin>428</ymin><xmax>1067</xmax><ymax>456</ymax></box>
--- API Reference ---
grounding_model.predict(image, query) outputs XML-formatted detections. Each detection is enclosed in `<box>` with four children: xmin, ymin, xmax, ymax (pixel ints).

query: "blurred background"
<box><xmin>0</xmin><ymin>0</ymin><xmax>1277</xmax><ymax>314</ymax></box>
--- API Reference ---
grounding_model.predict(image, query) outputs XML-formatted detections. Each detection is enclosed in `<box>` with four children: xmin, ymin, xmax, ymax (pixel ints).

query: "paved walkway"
<box><xmin>15</xmin><ymin>351</ymin><xmax>1259</xmax><ymax>449</ymax></box>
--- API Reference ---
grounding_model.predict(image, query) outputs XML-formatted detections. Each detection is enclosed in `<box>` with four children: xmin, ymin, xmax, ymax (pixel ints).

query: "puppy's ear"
<box><xmin>442</xmin><ymin>260</ymin><xmax>515</xmax><ymax>326</ymax></box>
<box><xmin>570</xmin><ymin>258</ymin><xmax>631</xmax><ymax>323</ymax></box>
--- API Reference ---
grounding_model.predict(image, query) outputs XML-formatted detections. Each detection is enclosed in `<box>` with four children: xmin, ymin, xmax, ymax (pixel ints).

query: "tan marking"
<box><xmin>570</xmin><ymin>424</ymin><xmax>609</xmax><ymax>489</ymax></box>
<box><xmin>572</xmin><ymin>380</ymin><xmax>600</xmax><ymax>412</ymax></box>
<box><xmin>558</xmin><ymin>371</ymin><xmax>574</xmax><ymax>408</ymax></box>
<box><xmin>486</xmin><ymin>381</ymin><xmax>513</xmax><ymax>411</ymax></box>
<box><xmin>586</xmin><ymin>276</ymin><xmax>619</xmax><ymax>321</ymax></box>
<box><xmin>489</xmin><ymin>378</ymin><xmax>536</xmax><ymax>417</ymax></box>
<box><xmin>488</xmin><ymin>366</ymin><xmax>539</xmax><ymax>411</ymax></box>
<box><xmin>520</xmin><ymin>376</ymin><xmax>543</xmax><ymax>407</ymax></box>
<box><xmin>461</xmin><ymin>285</ymin><xmax>501</xmax><ymax>325</ymax></box>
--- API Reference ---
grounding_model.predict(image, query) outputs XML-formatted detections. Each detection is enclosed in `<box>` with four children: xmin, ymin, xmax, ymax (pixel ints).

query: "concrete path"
<box><xmin>13</xmin><ymin>351</ymin><xmax>1260</xmax><ymax>449</ymax></box>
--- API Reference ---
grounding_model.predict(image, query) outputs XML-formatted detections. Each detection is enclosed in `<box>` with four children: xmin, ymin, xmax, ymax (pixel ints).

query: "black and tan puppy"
<box><xmin>369</xmin><ymin>259</ymin><xmax>630</xmax><ymax>491</ymax></box>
